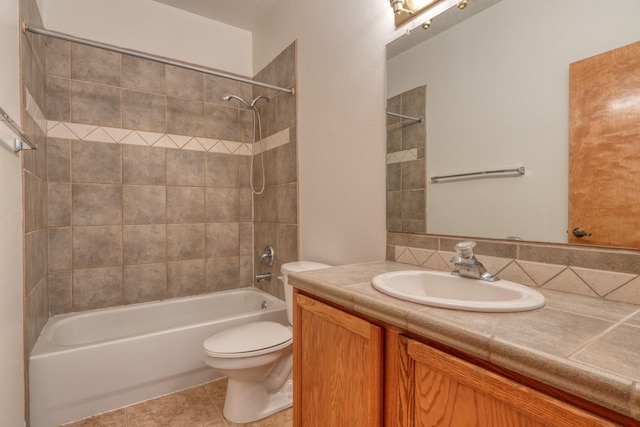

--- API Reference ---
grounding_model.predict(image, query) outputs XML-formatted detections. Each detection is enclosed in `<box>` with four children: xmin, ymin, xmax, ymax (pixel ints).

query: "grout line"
<box><xmin>567</xmin><ymin>307</ymin><xmax>640</xmax><ymax>358</ymax></box>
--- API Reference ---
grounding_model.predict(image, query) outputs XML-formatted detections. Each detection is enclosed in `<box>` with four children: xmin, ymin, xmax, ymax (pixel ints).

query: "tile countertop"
<box><xmin>288</xmin><ymin>261</ymin><xmax>640</xmax><ymax>422</ymax></box>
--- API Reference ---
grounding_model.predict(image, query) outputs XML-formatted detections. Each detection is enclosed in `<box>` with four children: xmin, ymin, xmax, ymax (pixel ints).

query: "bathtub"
<box><xmin>29</xmin><ymin>288</ymin><xmax>288</xmax><ymax>427</ymax></box>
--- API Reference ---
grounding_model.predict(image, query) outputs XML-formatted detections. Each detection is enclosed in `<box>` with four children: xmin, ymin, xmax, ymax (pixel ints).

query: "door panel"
<box><xmin>569</xmin><ymin>41</ymin><xmax>640</xmax><ymax>247</ymax></box>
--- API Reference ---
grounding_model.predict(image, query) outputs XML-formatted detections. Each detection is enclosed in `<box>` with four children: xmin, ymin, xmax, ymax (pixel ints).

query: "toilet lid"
<box><xmin>203</xmin><ymin>321</ymin><xmax>292</xmax><ymax>358</ymax></box>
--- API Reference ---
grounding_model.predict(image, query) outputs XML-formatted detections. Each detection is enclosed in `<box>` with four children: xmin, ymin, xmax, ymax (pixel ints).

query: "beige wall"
<box><xmin>41</xmin><ymin>0</ymin><xmax>252</xmax><ymax>76</ymax></box>
<box><xmin>253</xmin><ymin>0</ymin><xmax>391</xmax><ymax>266</ymax></box>
<box><xmin>0</xmin><ymin>0</ymin><xmax>26</xmax><ymax>424</ymax></box>
<box><xmin>0</xmin><ymin>142</ymin><xmax>25</xmax><ymax>426</ymax></box>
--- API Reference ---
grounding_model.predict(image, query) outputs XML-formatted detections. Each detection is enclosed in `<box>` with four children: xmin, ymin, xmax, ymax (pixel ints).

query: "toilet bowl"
<box><xmin>202</xmin><ymin>261</ymin><xmax>331</xmax><ymax>424</ymax></box>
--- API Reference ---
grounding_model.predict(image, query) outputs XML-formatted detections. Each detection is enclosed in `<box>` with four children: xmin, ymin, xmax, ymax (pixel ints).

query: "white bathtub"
<box><xmin>29</xmin><ymin>288</ymin><xmax>288</xmax><ymax>427</ymax></box>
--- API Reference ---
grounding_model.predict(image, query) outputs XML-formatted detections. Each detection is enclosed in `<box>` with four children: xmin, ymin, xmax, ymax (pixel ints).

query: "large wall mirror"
<box><xmin>386</xmin><ymin>0</ymin><xmax>640</xmax><ymax>248</ymax></box>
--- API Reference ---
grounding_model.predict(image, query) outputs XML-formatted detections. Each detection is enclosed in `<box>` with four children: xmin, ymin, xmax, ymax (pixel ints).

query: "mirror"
<box><xmin>386</xmin><ymin>0</ymin><xmax>640</xmax><ymax>247</ymax></box>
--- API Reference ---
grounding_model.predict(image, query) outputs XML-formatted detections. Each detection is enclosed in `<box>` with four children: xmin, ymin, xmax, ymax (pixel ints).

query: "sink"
<box><xmin>371</xmin><ymin>270</ymin><xmax>545</xmax><ymax>312</ymax></box>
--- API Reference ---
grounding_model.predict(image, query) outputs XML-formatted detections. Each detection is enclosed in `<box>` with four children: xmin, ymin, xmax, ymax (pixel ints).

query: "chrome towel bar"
<box><xmin>431</xmin><ymin>166</ymin><xmax>525</xmax><ymax>183</ymax></box>
<box><xmin>386</xmin><ymin>111</ymin><xmax>423</xmax><ymax>123</ymax></box>
<box><xmin>0</xmin><ymin>106</ymin><xmax>38</xmax><ymax>152</ymax></box>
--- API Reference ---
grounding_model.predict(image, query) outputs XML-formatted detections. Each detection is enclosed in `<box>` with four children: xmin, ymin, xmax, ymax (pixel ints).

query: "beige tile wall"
<box><xmin>387</xmin><ymin>86</ymin><xmax>426</xmax><ymax>233</ymax></box>
<box><xmin>45</xmin><ymin>36</ymin><xmax>299</xmax><ymax>313</ymax></box>
<box><xmin>20</xmin><ymin>1</ymin><xmax>48</xmax><ymax>424</ymax></box>
<box><xmin>252</xmin><ymin>43</ymin><xmax>299</xmax><ymax>299</ymax></box>
<box><xmin>47</xmin><ymin>139</ymin><xmax>256</xmax><ymax>314</ymax></box>
<box><xmin>388</xmin><ymin>232</ymin><xmax>640</xmax><ymax>305</ymax></box>
<box><xmin>20</xmin><ymin>0</ymin><xmax>49</xmax><ymax>356</ymax></box>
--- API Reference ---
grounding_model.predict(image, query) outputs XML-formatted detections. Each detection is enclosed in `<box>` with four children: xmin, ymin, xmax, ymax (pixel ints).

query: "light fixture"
<box><xmin>389</xmin><ymin>0</ymin><xmax>469</xmax><ymax>28</ymax></box>
<box><xmin>390</xmin><ymin>0</ymin><xmax>409</xmax><ymax>15</ymax></box>
<box><xmin>390</xmin><ymin>0</ymin><xmax>446</xmax><ymax>27</ymax></box>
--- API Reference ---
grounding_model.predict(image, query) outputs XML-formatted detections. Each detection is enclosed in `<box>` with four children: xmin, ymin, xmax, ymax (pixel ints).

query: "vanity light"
<box><xmin>390</xmin><ymin>0</ymin><xmax>409</xmax><ymax>15</ymax></box>
<box><xmin>389</xmin><ymin>0</ymin><xmax>441</xmax><ymax>16</ymax></box>
<box><xmin>391</xmin><ymin>0</ymin><xmax>455</xmax><ymax>27</ymax></box>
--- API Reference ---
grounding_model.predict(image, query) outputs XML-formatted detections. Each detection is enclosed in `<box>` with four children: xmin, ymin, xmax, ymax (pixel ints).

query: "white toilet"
<box><xmin>202</xmin><ymin>261</ymin><xmax>331</xmax><ymax>424</ymax></box>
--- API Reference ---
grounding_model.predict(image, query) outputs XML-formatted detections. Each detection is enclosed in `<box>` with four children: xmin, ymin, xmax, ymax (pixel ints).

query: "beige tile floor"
<box><xmin>62</xmin><ymin>378</ymin><xmax>293</xmax><ymax>427</ymax></box>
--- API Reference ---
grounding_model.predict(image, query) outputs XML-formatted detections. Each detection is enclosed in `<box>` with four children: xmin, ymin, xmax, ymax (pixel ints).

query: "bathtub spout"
<box><xmin>256</xmin><ymin>273</ymin><xmax>272</xmax><ymax>282</ymax></box>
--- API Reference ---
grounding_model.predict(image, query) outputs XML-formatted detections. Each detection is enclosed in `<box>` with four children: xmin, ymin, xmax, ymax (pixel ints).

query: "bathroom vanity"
<box><xmin>290</xmin><ymin>262</ymin><xmax>640</xmax><ymax>426</ymax></box>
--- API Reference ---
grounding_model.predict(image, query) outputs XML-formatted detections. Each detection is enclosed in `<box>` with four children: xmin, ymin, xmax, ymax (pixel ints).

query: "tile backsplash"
<box><xmin>388</xmin><ymin>232</ymin><xmax>640</xmax><ymax>306</ymax></box>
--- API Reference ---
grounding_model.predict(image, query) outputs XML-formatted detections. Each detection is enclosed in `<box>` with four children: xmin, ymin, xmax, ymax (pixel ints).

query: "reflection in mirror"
<box><xmin>387</xmin><ymin>86</ymin><xmax>426</xmax><ymax>233</ymax></box>
<box><xmin>386</xmin><ymin>0</ymin><xmax>640</xmax><ymax>248</ymax></box>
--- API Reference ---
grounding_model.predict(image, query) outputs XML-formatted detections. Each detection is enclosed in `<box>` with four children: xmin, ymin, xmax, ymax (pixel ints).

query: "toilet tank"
<box><xmin>281</xmin><ymin>261</ymin><xmax>331</xmax><ymax>325</ymax></box>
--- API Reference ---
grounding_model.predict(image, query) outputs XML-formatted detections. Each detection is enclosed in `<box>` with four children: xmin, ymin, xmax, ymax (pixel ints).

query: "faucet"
<box><xmin>256</xmin><ymin>273</ymin><xmax>272</xmax><ymax>283</ymax></box>
<box><xmin>450</xmin><ymin>241</ymin><xmax>499</xmax><ymax>282</ymax></box>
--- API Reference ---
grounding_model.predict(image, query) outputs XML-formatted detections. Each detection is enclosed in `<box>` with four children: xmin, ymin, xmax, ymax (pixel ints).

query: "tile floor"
<box><xmin>62</xmin><ymin>378</ymin><xmax>293</xmax><ymax>427</ymax></box>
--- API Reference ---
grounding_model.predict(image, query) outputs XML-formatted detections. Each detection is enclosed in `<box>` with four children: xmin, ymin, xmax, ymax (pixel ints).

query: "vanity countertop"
<box><xmin>288</xmin><ymin>261</ymin><xmax>640</xmax><ymax>422</ymax></box>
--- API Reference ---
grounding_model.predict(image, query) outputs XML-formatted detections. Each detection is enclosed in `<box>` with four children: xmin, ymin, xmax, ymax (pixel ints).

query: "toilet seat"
<box><xmin>203</xmin><ymin>321</ymin><xmax>292</xmax><ymax>358</ymax></box>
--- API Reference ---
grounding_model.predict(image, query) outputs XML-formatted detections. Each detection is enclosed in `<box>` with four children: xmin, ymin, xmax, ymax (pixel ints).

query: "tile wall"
<box><xmin>20</xmin><ymin>0</ymin><xmax>49</xmax><ymax>359</ymax></box>
<box><xmin>387</xmin><ymin>86</ymin><xmax>426</xmax><ymax>233</ymax></box>
<box><xmin>388</xmin><ymin>232</ymin><xmax>640</xmax><ymax>305</ymax></box>
<box><xmin>20</xmin><ymin>0</ymin><xmax>48</xmax><ymax>424</ymax></box>
<box><xmin>251</xmin><ymin>43</ymin><xmax>299</xmax><ymax>299</ymax></box>
<box><xmin>45</xmin><ymin>36</ymin><xmax>298</xmax><ymax>314</ymax></box>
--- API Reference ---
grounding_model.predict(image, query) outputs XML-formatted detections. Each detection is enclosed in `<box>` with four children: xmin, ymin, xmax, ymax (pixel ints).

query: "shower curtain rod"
<box><xmin>23</xmin><ymin>23</ymin><xmax>295</xmax><ymax>96</ymax></box>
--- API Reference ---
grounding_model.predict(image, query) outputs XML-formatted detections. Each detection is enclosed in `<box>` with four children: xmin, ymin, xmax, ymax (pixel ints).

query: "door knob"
<box><xmin>572</xmin><ymin>227</ymin><xmax>592</xmax><ymax>238</ymax></box>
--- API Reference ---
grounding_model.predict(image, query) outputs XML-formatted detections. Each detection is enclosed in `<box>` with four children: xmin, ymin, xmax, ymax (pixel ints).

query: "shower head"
<box><xmin>220</xmin><ymin>94</ymin><xmax>271</xmax><ymax>110</ymax></box>
<box><xmin>220</xmin><ymin>94</ymin><xmax>252</xmax><ymax>109</ymax></box>
<box><xmin>219</xmin><ymin>93</ymin><xmax>270</xmax><ymax>195</ymax></box>
<box><xmin>249</xmin><ymin>95</ymin><xmax>271</xmax><ymax>108</ymax></box>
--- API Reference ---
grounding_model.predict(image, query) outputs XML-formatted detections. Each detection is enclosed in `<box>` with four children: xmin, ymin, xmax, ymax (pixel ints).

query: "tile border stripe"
<box><xmin>46</xmin><ymin>122</ymin><xmax>291</xmax><ymax>156</ymax></box>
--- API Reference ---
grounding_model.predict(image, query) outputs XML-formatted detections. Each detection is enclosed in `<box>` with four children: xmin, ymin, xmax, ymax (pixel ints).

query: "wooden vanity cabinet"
<box><xmin>394</xmin><ymin>336</ymin><xmax>617</xmax><ymax>427</ymax></box>
<box><xmin>294</xmin><ymin>291</ymin><xmax>621</xmax><ymax>427</ymax></box>
<box><xmin>293</xmin><ymin>291</ymin><xmax>383</xmax><ymax>426</ymax></box>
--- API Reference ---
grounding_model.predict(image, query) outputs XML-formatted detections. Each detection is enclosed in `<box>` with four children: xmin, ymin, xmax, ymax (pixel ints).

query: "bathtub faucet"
<box><xmin>256</xmin><ymin>273</ymin><xmax>272</xmax><ymax>283</ymax></box>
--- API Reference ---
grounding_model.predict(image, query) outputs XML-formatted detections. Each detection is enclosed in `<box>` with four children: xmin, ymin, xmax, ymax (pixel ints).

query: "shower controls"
<box><xmin>260</xmin><ymin>245</ymin><xmax>275</xmax><ymax>266</ymax></box>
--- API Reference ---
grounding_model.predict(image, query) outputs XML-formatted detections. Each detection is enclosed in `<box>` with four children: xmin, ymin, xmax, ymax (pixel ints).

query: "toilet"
<box><xmin>202</xmin><ymin>261</ymin><xmax>331</xmax><ymax>424</ymax></box>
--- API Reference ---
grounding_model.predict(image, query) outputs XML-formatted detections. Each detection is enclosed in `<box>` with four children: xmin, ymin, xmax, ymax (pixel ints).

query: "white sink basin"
<box><xmin>371</xmin><ymin>270</ymin><xmax>545</xmax><ymax>312</ymax></box>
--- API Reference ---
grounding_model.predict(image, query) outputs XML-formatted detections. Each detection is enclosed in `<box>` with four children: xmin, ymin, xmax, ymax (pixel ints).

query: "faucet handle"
<box><xmin>454</xmin><ymin>241</ymin><xmax>476</xmax><ymax>259</ymax></box>
<box><xmin>450</xmin><ymin>256</ymin><xmax>477</xmax><ymax>265</ymax></box>
<box><xmin>260</xmin><ymin>245</ymin><xmax>275</xmax><ymax>266</ymax></box>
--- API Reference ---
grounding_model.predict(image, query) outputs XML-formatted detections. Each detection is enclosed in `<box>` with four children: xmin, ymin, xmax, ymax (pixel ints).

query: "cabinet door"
<box><xmin>404</xmin><ymin>338</ymin><xmax>616</xmax><ymax>427</ymax></box>
<box><xmin>294</xmin><ymin>292</ymin><xmax>383</xmax><ymax>427</ymax></box>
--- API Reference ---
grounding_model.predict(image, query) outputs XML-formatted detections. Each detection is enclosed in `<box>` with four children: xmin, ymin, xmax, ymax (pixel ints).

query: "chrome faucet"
<box><xmin>256</xmin><ymin>273</ymin><xmax>272</xmax><ymax>283</ymax></box>
<box><xmin>450</xmin><ymin>241</ymin><xmax>499</xmax><ymax>282</ymax></box>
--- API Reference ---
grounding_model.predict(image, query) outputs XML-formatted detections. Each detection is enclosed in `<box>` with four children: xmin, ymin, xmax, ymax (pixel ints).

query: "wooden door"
<box><xmin>569</xmin><ymin>41</ymin><xmax>640</xmax><ymax>247</ymax></box>
<box><xmin>293</xmin><ymin>291</ymin><xmax>383</xmax><ymax>427</ymax></box>
<box><xmin>403</xmin><ymin>337</ymin><xmax>615</xmax><ymax>427</ymax></box>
